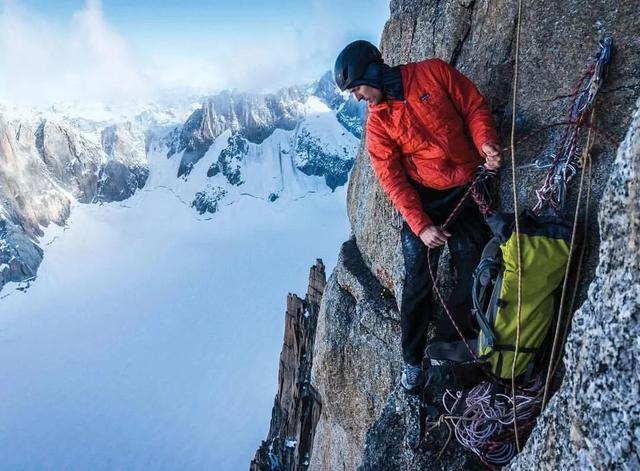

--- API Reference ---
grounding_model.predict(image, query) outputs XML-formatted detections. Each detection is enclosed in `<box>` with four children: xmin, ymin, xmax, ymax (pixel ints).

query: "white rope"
<box><xmin>442</xmin><ymin>381</ymin><xmax>542</xmax><ymax>466</ymax></box>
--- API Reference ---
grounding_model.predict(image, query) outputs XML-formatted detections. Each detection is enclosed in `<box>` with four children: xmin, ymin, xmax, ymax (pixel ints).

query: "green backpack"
<box><xmin>472</xmin><ymin>210</ymin><xmax>571</xmax><ymax>379</ymax></box>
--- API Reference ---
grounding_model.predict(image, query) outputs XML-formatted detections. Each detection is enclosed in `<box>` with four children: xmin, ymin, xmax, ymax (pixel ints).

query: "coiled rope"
<box><xmin>442</xmin><ymin>381</ymin><xmax>542</xmax><ymax>467</ymax></box>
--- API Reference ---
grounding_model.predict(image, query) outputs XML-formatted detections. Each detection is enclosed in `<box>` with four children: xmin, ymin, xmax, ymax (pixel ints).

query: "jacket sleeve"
<box><xmin>431</xmin><ymin>59</ymin><xmax>499</xmax><ymax>154</ymax></box>
<box><xmin>366</xmin><ymin>113</ymin><xmax>432</xmax><ymax>236</ymax></box>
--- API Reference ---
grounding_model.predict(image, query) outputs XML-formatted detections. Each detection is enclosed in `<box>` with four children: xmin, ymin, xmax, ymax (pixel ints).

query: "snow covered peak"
<box><xmin>165</xmin><ymin>77</ymin><xmax>361</xmax><ymax>200</ymax></box>
<box><xmin>312</xmin><ymin>70</ymin><xmax>345</xmax><ymax>110</ymax></box>
<box><xmin>0</xmin><ymin>72</ymin><xmax>363</xmax><ymax>292</ymax></box>
<box><xmin>310</xmin><ymin>71</ymin><xmax>365</xmax><ymax>138</ymax></box>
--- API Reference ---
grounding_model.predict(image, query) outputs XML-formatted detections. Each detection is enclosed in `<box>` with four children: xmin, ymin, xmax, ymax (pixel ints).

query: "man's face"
<box><xmin>350</xmin><ymin>85</ymin><xmax>384</xmax><ymax>105</ymax></box>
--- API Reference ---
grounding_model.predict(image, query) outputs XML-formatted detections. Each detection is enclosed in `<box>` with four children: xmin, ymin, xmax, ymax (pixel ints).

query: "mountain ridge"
<box><xmin>0</xmin><ymin>72</ymin><xmax>363</xmax><ymax>292</ymax></box>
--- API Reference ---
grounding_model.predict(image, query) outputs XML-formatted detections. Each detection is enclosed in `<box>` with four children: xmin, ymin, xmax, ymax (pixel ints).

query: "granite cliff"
<box><xmin>251</xmin><ymin>260</ymin><xmax>326</xmax><ymax>471</ymax></box>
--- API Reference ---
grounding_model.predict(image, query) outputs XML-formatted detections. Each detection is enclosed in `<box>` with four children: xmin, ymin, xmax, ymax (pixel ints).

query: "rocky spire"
<box><xmin>251</xmin><ymin>260</ymin><xmax>325</xmax><ymax>471</ymax></box>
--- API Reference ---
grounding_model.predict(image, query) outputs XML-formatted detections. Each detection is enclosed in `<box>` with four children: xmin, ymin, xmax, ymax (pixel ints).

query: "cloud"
<box><xmin>0</xmin><ymin>0</ymin><xmax>152</xmax><ymax>106</ymax></box>
<box><xmin>197</xmin><ymin>0</ymin><xmax>389</xmax><ymax>93</ymax></box>
<box><xmin>0</xmin><ymin>0</ymin><xmax>388</xmax><ymax>107</ymax></box>
<box><xmin>180</xmin><ymin>0</ymin><xmax>386</xmax><ymax>94</ymax></box>
<box><xmin>69</xmin><ymin>0</ymin><xmax>149</xmax><ymax>97</ymax></box>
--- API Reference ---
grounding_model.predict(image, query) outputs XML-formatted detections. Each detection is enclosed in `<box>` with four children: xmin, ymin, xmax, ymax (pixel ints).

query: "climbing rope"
<box><xmin>441</xmin><ymin>381</ymin><xmax>542</xmax><ymax>466</ymax></box>
<box><xmin>509</xmin><ymin>0</ymin><xmax>525</xmax><ymax>453</ymax></box>
<box><xmin>542</xmin><ymin>109</ymin><xmax>597</xmax><ymax>407</ymax></box>
<box><xmin>425</xmin><ymin>166</ymin><xmax>498</xmax><ymax>364</ymax></box>
<box><xmin>552</xmin><ymin>147</ymin><xmax>593</xmax><ymax>377</ymax></box>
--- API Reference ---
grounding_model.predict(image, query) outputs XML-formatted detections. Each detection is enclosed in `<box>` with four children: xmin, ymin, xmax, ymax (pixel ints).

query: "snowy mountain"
<box><xmin>0</xmin><ymin>73</ymin><xmax>364</xmax><ymax>292</ymax></box>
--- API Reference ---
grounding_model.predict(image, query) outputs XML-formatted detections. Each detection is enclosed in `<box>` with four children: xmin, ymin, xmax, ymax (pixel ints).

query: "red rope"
<box><xmin>425</xmin><ymin>171</ymin><xmax>493</xmax><ymax>361</ymax></box>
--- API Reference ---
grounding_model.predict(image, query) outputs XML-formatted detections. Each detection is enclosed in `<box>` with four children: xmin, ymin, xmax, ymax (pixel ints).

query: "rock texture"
<box><xmin>294</xmin><ymin>128</ymin><xmax>355</xmax><ymax>190</ymax></box>
<box><xmin>309</xmin><ymin>239</ymin><xmax>480</xmax><ymax>470</ymax></box>
<box><xmin>251</xmin><ymin>260</ymin><xmax>326</xmax><ymax>471</ymax></box>
<box><xmin>309</xmin><ymin>239</ymin><xmax>401</xmax><ymax>470</ymax></box>
<box><xmin>347</xmin><ymin>0</ymin><xmax>639</xmax><ymax>303</ymax></box>
<box><xmin>191</xmin><ymin>186</ymin><xmax>227</xmax><ymax>215</ymax></box>
<box><xmin>206</xmin><ymin>133</ymin><xmax>248</xmax><ymax>186</ymax></box>
<box><xmin>99</xmin><ymin>123</ymin><xmax>149</xmax><ymax>202</ymax></box>
<box><xmin>307</xmin><ymin>0</ymin><xmax>640</xmax><ymax>469</ymax></box>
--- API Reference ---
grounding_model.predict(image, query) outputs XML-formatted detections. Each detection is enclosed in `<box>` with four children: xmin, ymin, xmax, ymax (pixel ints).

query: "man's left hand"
<box><xmin>481</xmin><ymin>143</ymin><xmax>503</xmax><ymax>171</ymax></box>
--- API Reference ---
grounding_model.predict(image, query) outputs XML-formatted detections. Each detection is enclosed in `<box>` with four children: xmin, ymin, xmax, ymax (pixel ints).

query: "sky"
<box><xmin>0</xmin><ymin>0</ymin><xmax>389</xmax><ymax>106</ymax></box>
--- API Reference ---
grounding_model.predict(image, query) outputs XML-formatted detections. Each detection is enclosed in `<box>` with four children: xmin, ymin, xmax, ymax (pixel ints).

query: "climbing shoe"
<box><xmin>401</xmin><ymin>363</ymin><xmax>423</xmax><ymax>391</ymax></box>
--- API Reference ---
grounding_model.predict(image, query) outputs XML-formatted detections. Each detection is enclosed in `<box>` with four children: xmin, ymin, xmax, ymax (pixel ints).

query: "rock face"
<box><xmin>309</xmin><ymin>239</ymin><xmax>401</xmax><ymax>470</ymax></box>
<box><xmin>35</xmin><ymin>120</ymin><xmax>101</xmax><ymax>203</ymax></box>
<box><xmin>99</xmin><ymin>123</ymin><xmax>149</xmax><ymax>202</ymax></box>
<box><xmin>206</xmin><ymin>133</ymin><xmax>248</xmax><ymax>186</ymax></box>
<box><xmin>306</xmin><ymin>0</ymin><xmax>640</xmax><ymax>469</ymax></box>
<box><xmin>0</xmin><ymin>219</ymin><xmax>44</xmax><ymax>289</ymax></box>
<box><xmin>294</xmin><ymin>128</ymin><xmax>354</xmax><ymax>190</ymax></box>
<box><xmin>348</xmin><ymin>0</ymin><xmax>639</xmax><ymax>303</ymax></box>
<box><xmin>170</xmin><ymin>88</ymin><xmax>306</xmax><ymax>177</ymax></box>
<box><xmin>0</xmin><ymin>115</ymin><xmax>148</xmax><ymax>289</ymax></box>
<box><xmin>191</xmin><ymin>186</ymin><xmax>227</xmax><ymax>215</ymax></box>
<box><xmin>309</xmin><ymin>238</ymin><xmax>480</xmax><ymax>470</ymax></box>
<box><xmin>251</xmin><ymin>260</ymin><xmax>326</xmax><ymax>471</ymax></box>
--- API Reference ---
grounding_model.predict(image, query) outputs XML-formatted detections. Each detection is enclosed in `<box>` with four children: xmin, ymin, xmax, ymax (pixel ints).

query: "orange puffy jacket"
<box><xmin>366</xmin><ymin>58</ymin><xmax>499</xmax><ymax>236</ymax></box>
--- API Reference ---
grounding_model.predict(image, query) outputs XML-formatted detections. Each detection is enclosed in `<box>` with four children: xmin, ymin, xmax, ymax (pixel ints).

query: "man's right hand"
<box><xmin>419</xmin><ymin>225</ymin><xmax>451</xmax><ymax>249</ymax></box>
<box><xmin>481</xmin><ymin>142</ymin><xmax>503</xmax><ymax>171</ymax></box>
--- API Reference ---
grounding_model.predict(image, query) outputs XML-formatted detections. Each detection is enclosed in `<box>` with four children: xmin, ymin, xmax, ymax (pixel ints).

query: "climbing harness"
<box><xmin>418</xmin><ymin>35</ymin><xmax>614</xmax><ymax>468</ymax></box>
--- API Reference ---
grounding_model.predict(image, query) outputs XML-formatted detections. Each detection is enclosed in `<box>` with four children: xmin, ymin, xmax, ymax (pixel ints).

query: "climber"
<box><xmin>334</xmin><ymin>40</ymin><xmax>503</xmax><ymax>391</ymax></box>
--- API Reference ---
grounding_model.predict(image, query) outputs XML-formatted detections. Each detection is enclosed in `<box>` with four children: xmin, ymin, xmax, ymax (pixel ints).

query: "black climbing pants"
<box><xmin>400</xmin><ymin>183</ymin><xmax>490</xmax><ymax>366</ymax></box>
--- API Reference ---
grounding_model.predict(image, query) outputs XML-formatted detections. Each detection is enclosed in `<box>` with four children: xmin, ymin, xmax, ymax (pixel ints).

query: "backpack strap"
<box><xmin>472</xmin><ymin>237</ymin><xmax>503</xmax><ymax>348</ymax></box>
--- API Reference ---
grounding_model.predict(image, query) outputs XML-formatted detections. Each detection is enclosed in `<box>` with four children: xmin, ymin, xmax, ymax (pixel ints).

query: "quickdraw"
<box><xmin>532</xmin><ymin>37</ymin><xmax>612</xmax><ymax>216</ymax></box>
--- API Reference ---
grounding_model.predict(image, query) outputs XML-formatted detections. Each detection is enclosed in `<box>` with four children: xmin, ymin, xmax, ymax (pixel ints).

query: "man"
<box><xmin>334</xmin><ymin>40</ymin><xmax>502</xmax><ymax>391</ymax></box>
